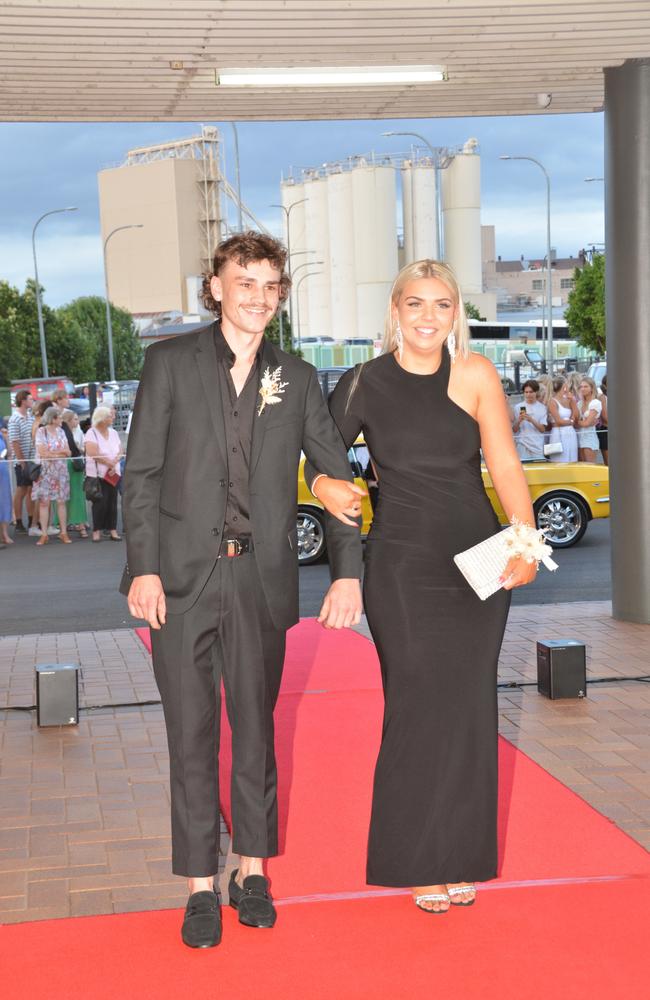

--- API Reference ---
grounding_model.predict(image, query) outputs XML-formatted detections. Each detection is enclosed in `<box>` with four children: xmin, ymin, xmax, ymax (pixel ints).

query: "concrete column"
<box><xmin>604</xmin><ymin>58</ymin><xmax>650</xmax><ymax>623</ymax></box>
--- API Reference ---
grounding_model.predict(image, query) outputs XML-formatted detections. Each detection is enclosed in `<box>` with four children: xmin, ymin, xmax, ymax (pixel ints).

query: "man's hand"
<box><xmin>312</xmin><ymin>476</ymin><xmax>366</xmax><ymax>527</ymax></box>
<box><xmin>317</xmin><ymin>578</ymin><xmax>362</xmax><ymax>629</ymax></box>
<box><xmin>128</xmin><ymin>574</ymin><xmax>167</xmax><ymax>630</ymax></box>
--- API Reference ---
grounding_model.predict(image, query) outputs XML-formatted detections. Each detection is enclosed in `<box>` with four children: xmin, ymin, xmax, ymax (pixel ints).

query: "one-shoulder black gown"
<box><xmin>327</xmin><ymin>348</ymin><xmax>511</xmax><ymax>887</ymax></box>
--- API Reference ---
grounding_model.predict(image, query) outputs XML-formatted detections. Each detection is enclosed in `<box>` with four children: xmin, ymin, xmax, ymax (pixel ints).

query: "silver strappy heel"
<box><xmin>447</xmin><ymin>884</ymin><xmax>476</xmax><ymax>906</ymax></box>
<box><xmin>414</xmin><ymin>891</ymin><xmax>450</xmax><ymax>914</ymax></box>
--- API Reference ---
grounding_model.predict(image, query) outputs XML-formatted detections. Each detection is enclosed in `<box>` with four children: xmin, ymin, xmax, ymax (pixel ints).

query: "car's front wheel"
<box><xmin>534</xmin><ymin>492</ymin><xmax>589</xmax><ymax>548</ymax></box>
<box><xmin>297</xmin><ymin>507</ymin><xmax>327</xmax><ymax>565</ymax></box>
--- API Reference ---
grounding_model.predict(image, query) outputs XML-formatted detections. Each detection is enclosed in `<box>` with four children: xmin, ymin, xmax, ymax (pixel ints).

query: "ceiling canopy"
<box><xmin>1</xmin><ymin>0</ymin><xmax>649</xmax><ymax>121</ymax></box>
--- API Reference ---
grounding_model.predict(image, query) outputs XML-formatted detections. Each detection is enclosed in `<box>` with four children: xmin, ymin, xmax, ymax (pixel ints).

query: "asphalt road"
<box><xmin>0</xmin><ymin>519</ymin><xmax>612</xmax><ymax>637</ymax></box>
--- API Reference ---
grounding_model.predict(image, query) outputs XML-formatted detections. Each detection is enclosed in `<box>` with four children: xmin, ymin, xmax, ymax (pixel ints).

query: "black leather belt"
<box><xmin>218</xmin><ymin>536</ymin><xmax>254</xmax><ymax>558</ymax></box>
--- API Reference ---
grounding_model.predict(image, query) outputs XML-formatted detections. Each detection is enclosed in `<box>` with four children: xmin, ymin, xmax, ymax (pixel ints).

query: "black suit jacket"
<box><xmin>119</xmin><ymin>323</ymin><xmax>362</xmax><ymax>628</ymax></box>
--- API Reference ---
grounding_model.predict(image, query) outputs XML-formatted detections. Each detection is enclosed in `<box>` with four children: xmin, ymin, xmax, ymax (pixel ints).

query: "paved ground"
<box><xmin>0</xmin><ymin>519</ymin><xmax>612</xmax><ymax>635</ymax></box>
<box><xmin>0</xmin><ymin>600</ymin><xmax>648</xmax><ymax>924</ymax></box>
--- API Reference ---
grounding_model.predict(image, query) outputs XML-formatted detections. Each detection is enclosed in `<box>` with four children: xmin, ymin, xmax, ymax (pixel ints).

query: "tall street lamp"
<box><xmin>32</xmin><ymin>206</ymin><xmax>78</xmax><ymax>377</ymax></box>
<box><xmin>276</xmin><ymin>251</ymin><xmax>316</xmax><ymax>350</ymax></box>
<box><xmin>270</xmin><ymin>198</ymin><xmax>308</xmax><ymax>335</ymax></box>
<box><xmin>500</xmin><ymin>155</ymin><xmax>553</xmax><ymax>368</ymax></box>
<box><xmin>230</xmin><ymin>123</ymin><xmax>244</xmax><ymax>231</ymax></box>
<box><xmin>584</xmin><ymin>178</ymin><xmax>605</xmax><ymax>259</ymax></box>
<box><xmin>382</xmin><ymin>130</ymin><xmax>442</xmax><ymax>258</ymax></box>
<box><xmin>103</xmin><ymin>224</ymin><xmax>143</xmax><ymax>382</ymax></box>
<box><xmin>294</xmin><ymin>269</ymin><xmax>323</xmax><ymax>351</ymax></box>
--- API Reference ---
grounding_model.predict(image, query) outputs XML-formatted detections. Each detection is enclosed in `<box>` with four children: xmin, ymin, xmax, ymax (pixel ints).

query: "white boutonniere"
<box><xmin>258</xmin><ymin>365</ymin><xmax>289</xmax><ymax>416</ymax></box>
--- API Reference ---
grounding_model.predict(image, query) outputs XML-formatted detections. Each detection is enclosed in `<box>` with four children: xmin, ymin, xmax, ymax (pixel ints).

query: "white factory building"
<box><xmin>281</xmin><ymin>139</ymin><xmax>496</xmax><ymax>345</ymax></box>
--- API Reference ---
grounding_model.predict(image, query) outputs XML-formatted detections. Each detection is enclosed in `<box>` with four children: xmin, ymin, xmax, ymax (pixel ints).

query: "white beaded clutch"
<box><xmin>454</xmin><ymin>523</ymin><xmax>558</xmax><ymax>601</ymax></box>
<box><xmin>453</xmin><ymin>530</ymin><xmax>514</xmax><ymax>600</ymax></box>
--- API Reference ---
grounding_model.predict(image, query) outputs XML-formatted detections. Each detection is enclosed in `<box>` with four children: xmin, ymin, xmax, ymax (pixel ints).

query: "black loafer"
<box><xmin>181</xmin><ymin>889</ymin><xmax>222</xmax><ymax>948</ymax></box>
<box><xmin>228</xmin><ymin>869</ymin><xmax>276</xmax><ymax>929</ymax></box>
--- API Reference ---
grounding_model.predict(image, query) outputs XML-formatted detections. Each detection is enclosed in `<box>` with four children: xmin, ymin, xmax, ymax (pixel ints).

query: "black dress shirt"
<box><xmin>215</xmin><ymin>327</ymin><xmax>262</xmax><ymax>537</ymax></box>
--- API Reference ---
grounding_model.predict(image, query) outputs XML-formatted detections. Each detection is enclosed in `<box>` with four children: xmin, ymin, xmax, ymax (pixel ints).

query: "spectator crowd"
<box><xmin>510</xmin><ymin>371</ymin><xmax>608</xmax><ymax>466</ymax></box>
<box><xmin>1</xmin><ymin>388</ymin><xmax>124</xmax><ymax>549</ymax></box>
<box><xmin>0</xmin><ymin>365</ymin><xmax>608</xmax><ymax>551</ymax></box>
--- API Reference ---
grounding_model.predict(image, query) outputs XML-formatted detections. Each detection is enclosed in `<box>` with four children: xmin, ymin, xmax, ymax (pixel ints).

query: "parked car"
<box><xmin>73</xmin><ymin>381</ymin><xmax>111</xmax><ymax>401</ymax></box>
<box><xmin>587</xmin><ymin>361</ymin><xmax>607</xmax><ymax>387</ymax></box>
<box><xmin>297</xmin><ymin>439</ymin><xmax>374</xmax><ymax>565</ymax></box>
<box><xmin>316</xmin><ymin>367</ymin><xmax>350</xmax><ymax>399</ymax></box>
<box><xmin>483</xmin><ymin>460</ymin><xmax>609</xmax><ymax>548</ymax></box>
<box><xmin>67</xmin><ymin>397</ymin><xmax>91</xmax><ymax>422</ymax></box>
<box><xmin>74</xmin><ymin>380</ymin><xmax>139</xmax><ymax>431</ymax></box>
<box><xmin>296</xmin><ymin>440</ymin><xmax>610</xmax><ymax>564</ymax></box>
<box><xmin>11</xmin><ymin>376</ymin><xmax>75</xmax><ymax>402</ymax></box>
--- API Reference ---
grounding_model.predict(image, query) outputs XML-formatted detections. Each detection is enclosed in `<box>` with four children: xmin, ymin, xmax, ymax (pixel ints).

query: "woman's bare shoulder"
<box><xmin>454</xmin><ymin>351</ymin><xmax>501</xmax><ymax>386</ymax></box>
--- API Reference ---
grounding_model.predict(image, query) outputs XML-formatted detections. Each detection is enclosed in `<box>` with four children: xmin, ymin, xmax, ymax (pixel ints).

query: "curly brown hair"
<box><xmin>201</xmin><ymin>230</ymin><xmax>291</xmax><ymax>316</ymax></box>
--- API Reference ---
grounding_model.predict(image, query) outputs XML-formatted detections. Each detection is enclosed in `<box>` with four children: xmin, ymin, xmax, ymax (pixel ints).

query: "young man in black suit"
<box><xmin>122</xmin><ymin>232</ymin><xmax>363</xmax><ymax>948</ymax></box>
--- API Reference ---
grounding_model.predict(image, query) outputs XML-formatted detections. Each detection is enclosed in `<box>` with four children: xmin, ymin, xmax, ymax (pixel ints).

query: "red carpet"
<box><xmin>2</xmin><ymin>622</ymin><xmax>647</xmax><ymax>999</ymax></box>
<box><xmin>137</xmin><ymin>620</ymin><xmax>650</xmax><ymax>892</ymax></box>
<box><xmin>3</xmin><ymin>881</ymin><xmax>649</xmax><ymax>1000</ymax></box>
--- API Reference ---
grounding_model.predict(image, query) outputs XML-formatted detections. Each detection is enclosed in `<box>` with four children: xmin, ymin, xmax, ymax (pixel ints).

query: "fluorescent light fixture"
<box><xmin>216</xmin><ymin>66</ymin><xmax>446</xmax><ymax>87</ymax></box>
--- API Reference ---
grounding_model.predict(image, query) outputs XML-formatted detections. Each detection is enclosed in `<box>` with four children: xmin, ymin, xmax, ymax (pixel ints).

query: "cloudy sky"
<box><xmin>0</xmin><ymin>112</ymin><xmax>604</xmax><ymax>308</ymax></box>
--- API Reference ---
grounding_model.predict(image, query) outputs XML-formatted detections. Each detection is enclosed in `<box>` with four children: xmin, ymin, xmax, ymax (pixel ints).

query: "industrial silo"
<box><xmin>351</xmin><ymin>162</ymin><xmax>398</xmax><ymax>342</ymax></box>
<box><xmin>402</xmin><ymin>160</ymin><xmax>439</xmax><ymax>263</ymax></box>
<box><xmin>281</xmin><ymin>180</ymin><xmax>308</xmax><ymax>339</ymax></box>
<box><xmin>441</xmin><ymin>138</ymin><xmax>482</xmax><ymax>295</ymax></box>
<box><xmin>327</xmin><ymin>169</ymin><xmax>357</xmax><ymax>340</ymax></box>
<box><xmin>303</xmin><ymin>176</ymin><xmax>331</xmax><ymax>340</ymax></box>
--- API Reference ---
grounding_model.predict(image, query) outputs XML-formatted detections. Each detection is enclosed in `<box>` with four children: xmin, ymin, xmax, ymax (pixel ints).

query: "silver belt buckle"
<box><xmin>226</xmin><ymin>538</ymin><xmax>242</xmax><ymax>558</ymax></box>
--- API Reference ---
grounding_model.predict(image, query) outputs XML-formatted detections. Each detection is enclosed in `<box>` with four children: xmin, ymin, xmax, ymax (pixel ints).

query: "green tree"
<box><xmin>0</xmin><ymin>281</ymin><xmax>28</xmax><ymax>384</ymax></box>
<box><xmin>0</xmin><ymin>278</ymin><xmax>94</xmax><ymax>383</ymax></box>
<box><xmin>265</xmin><ymin>309</ymin><xmax>302</xmax><ymax>357</ymax></box>
<box><xmin>464</xmin><ymin>300</ymin><xmax>486</xmax><ymax>322</ymax></box>
<box><xmin>56</xmin><ymin>296</ymin><xmax>144</xmax><ymax>380</ymax></box>
<box><xmin>565</xmin><ymin>254</ymin><xmax>606</xmax><ymax>355</ymax></box>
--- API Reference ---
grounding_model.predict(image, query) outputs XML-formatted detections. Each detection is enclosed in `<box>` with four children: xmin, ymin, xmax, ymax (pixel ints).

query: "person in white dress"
<box><xmin>511</xmin><ymin>379</ymin><xmax>548</xmax><ymax>461</ymax></box>
<box><xmin>576</xmin><ymin>376</ymin><xmax>602</xmax><ymax>463</ymax></box>
<box><xmin>547</xmin><ymin>377</ymin><xmax>579</xmax><ymax>463</ymax></box>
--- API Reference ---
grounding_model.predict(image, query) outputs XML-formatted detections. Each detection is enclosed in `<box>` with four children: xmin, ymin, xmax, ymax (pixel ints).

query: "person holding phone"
<box><xmin>511</xmin><ymin>380</ymin><xmax>548</xmax><ymax>461</ymax></box>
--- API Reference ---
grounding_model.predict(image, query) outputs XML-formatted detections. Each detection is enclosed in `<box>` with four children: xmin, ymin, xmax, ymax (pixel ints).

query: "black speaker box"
<box><xmin>35</xmin><ymin>663</ymin><xmax>79</xmax><ymax>726</ymax></box>
<box><xmin>536</xmin><ymin>640</ymin><xmax>586</xmax><ymax>699</ymax></box>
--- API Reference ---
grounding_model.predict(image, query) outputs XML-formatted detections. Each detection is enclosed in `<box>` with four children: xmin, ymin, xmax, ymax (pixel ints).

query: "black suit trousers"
<box><xmin>150</xmin><ymin>553</ymin><xmax>286</xmax><ymax>877</ymax></box>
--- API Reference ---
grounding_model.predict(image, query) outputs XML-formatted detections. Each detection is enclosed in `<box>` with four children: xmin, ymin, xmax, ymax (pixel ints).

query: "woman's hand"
<box><xmin>312</xmin><ymin>476</ymin><xmax>367</xmax><ymax>527</ymax></box>
<box><xmin>499</xmin><ymin>555</ymin><xmax>538</xmax><ymax>590</ymax></box>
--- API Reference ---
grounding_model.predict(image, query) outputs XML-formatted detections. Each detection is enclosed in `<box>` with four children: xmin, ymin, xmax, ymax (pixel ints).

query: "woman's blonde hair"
<box><xmin>578</xmin><ymin>376</ymin><xmax>598</xmax><ymax>401</ymax></box>
<box><xmin>565</xmin><ymin>371</ymin><xmax>582</xmax><ymax>398</ymax></box>
<box><xmin>536</xmin><ymin>373</ymin><xmax>554</xmax><ymax>405</ymax></box>
<box><xmin>91</xmin><ymin>406</ymin><xmax>114</xmax><ymax>427</ymax></box>
<box><xmin>347</xmin><ymin>259</ymin><xmax>470</xmax><ymax>408</ymax></box>
<box><xmin>61</xmin><ymin>408</ymin><xmax>78</xmax><ymax>426</ymax></box>
<box><xmin>382</xmin><ymin>259</ymin><xmax>471</xmax><ymax>361</ymax></box>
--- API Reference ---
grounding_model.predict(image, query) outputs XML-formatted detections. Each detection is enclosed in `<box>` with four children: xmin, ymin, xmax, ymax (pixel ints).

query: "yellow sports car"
<box><xmin>297</xmin><ymin>441</ymin><xmax>609</xmax><ymax>565</ymax></box>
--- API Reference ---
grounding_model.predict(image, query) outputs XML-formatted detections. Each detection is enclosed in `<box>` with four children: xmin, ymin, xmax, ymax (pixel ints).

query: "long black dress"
<box><xmin>327</xmin><ymin>348</ymin><xmax>511</xmax><ymax>888</ymax></box>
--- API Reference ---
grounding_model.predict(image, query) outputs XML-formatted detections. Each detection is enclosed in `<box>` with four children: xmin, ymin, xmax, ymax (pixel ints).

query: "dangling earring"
<box><xmin>395</xmin><ymin>321</ymin><xmax>404</xmax><ymax>361</ymax></box>
<box><xmin>447</xmin><ymin>328</ymin><xmax>457</xmax><ymax>363</ymax></box>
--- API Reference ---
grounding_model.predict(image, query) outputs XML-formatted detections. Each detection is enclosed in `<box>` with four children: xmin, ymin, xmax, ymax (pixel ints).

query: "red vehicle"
<box><xmin>10</xmin><ymin>376</ymin><xmax>75</xmax><ymax>402</ymax></box>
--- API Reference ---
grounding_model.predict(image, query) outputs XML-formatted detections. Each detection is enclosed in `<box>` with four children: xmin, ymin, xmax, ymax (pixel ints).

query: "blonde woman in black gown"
<box><xmin>310</xmin><ymin>261</ymin><xmax>540</xmax><ymax>913</ymax></box>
